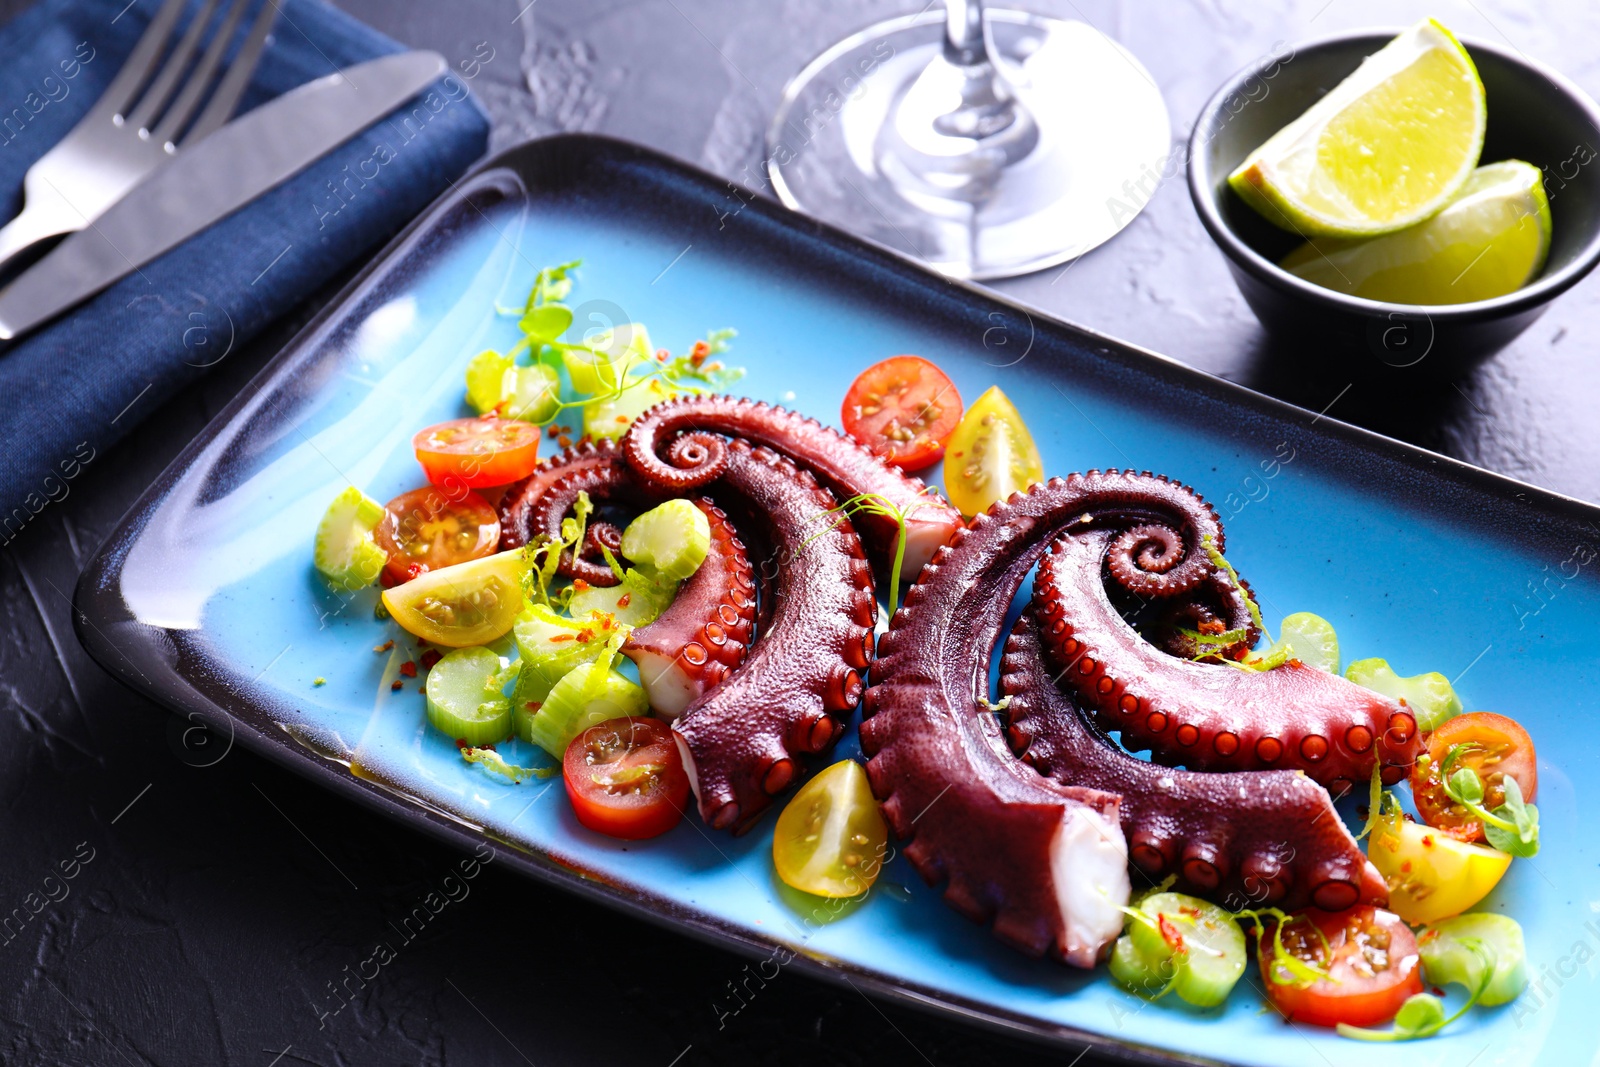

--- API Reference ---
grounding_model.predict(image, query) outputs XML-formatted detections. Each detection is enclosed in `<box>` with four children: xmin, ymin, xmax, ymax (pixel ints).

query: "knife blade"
<box><xmin>0</xmin><ymin>50</ymin><xmax>449</xmax><ymax>340</ymax></box>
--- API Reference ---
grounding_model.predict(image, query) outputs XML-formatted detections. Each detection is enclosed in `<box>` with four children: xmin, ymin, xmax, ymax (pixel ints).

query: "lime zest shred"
<box><xmin>462</xmin><ymin>745</ymin><xmax>557</xmax><ymax>783</ymax></box>
<box><xmin>522</xmin><ymin>491</ymin><xmax>595</xmax><ymax>610</ymax></box>
<box><xmin>1201</xmin><ymin>534</ymin><xmax>1266</xmax><ymax>636</ymax></box>
<box><xmin>1234</xmin><ymin>907</ymin><xmax>1334</xmax><ymax>988</ymax></box>
<box><xmin>1189</xmin><ymin>535</ymin><xmax>1295</xmax><ymax>673</ymax></box>
<box><xmin>1356</xmin><ymin>762</ymin><xmax>1387</xmax><ymax>840</ymax></box>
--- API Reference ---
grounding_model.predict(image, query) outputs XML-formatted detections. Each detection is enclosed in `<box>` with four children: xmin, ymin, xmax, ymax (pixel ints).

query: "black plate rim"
<box><xmin>71</xmin><ymin>132</ymin><xmax>1600</xmax><ymax>1067</ymax></box>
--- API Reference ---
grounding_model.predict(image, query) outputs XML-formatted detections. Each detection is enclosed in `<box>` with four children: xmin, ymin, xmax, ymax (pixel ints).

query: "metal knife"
<box><xmin>0</xmin><ymin>50</ymin><xmax>449</xmax><ymax>340</ymax></box>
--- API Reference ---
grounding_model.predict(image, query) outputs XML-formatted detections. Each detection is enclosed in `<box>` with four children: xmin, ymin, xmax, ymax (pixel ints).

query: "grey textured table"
<box><xmin>3</xmin><ymin>1</ymin><xmax>1595</xmax><ymax>1065</ymax></box>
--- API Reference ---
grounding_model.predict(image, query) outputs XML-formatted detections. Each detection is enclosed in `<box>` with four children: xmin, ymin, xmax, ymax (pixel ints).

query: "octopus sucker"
<box><xmin>1032</xmin><ymin>517</ymin><xmax>1423</xmax><ymax>785</ymax></box>
<box><xmin>669</xmin><ymin>436</ymin><xmax>878</xmax><ymax>833</ymax></box>
<box><xmin>1000</xmin><ymin>614</ymin><xmax>1387</xmax><ymax>913</ymax></box>
<box><xmin>618</xmin><ymin>394</ymin><xmax>965</xmax><ymax>582</ymax></box>
<box><xmin>622</xmin><ymin>498</ymin><xmax>756</xmax><ymax>720</ymax></box>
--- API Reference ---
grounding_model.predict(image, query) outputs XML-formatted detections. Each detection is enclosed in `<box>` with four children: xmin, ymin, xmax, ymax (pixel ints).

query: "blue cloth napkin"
<box><xmin>0</xmin><ymin>0</ymin><xmax>488</xmax><ymax>534</ymax></box>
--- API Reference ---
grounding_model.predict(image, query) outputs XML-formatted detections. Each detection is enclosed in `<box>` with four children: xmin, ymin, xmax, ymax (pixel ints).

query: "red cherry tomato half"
<box><xmin>413</xmin><ymin>416</ymin><xmax>542</xmax><ymax>489</ymax></box>
<box><xmin>562</xmin><ymin>717</ymin><xmax>689</xmax><ymax>840</ymax></box>
<box><xmin>1258</xmin><ymin>906</ymin><xmax>1424</xmax><ymax>1028</ymax></box>
<box><xmin>374</xmin><ymin>486</ymin><xmax>500</xmax><ymax>587</ymax></box>
<box><xmin>1411</xmin><ymin>712</ymin><xmax>1538</xmax><ymax>843</ymax></box>
<box><xmin>841</xmin><ymin>356</ymin><xmax>962</xmax><ymax>470</ymax></box>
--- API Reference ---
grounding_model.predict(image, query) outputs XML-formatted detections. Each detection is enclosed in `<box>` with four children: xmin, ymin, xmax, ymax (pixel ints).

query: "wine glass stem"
<box><xmin>943</xmin><ymin>0</ymin><xmax>990</xmax><ymax>69</ymax></box>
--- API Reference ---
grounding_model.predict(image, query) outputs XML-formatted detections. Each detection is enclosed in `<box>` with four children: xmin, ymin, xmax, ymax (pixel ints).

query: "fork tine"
<box><xmin>95</xmin><ymin>0</ymin><xmax>190</xmax><ymax>120</ymax></box>
<box><xmin>153</xmin><ymin>0</ymin><xmax>251</xmax><ymax>145</ymax></box>
<box><xmin>127</xmin><ymin>0</ymin><xmax>221</xmax><ymax>132</ymax></box>
<box><xmin>182</xmin><ymin>0</ymin><xmax>281</xmax><ymax>145</ymax></box>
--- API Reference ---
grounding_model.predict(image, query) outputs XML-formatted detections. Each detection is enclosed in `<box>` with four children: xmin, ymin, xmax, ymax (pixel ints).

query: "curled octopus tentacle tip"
<box><xmin>1034</xmin><ymin>514</ymin><xmax>1424</xmax><ymax>783</ymax></box>
<box><xmin>496</xmin><ymin>437</ymin><xmax>641</xmax><ymax>585</ymax></box>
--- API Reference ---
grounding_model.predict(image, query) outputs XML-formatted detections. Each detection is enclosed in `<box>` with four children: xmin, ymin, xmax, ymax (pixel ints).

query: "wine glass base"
<box><xmin>766</xmin><ymin>10</ymin><xmax>1171</xmax><ymax>281</ymax></box>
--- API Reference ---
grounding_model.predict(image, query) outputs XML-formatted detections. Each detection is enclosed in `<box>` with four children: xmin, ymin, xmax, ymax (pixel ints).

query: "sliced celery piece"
<box><xmin>465</xmin><ymin>349</ymin><xmax>513</xmax><ymax>413</ymax></box>
<box><xmin>313</xmin><ymin>486</ymin><xmax>388</xmax><ymax>592</ymax></box>
<box><xmin>564</xmin><ymin>322</ymin><xmax>652</xmax><ymax>395</ymax></box>
<box><xmin>1270</xmin><ymin>612</ymin><xmax>1340</xmax><ymax>673</ymax></box>
<box><xmin>1419</xmin><ymin>913</ymin><xmax>1527</xmax><ymax>1006</ymax></box>
<box><xmin>465</xmin><ymin>351</ymin><xmax>559</xmax><ymax>423</ymax></box>
<box><xmin>425</xmin><ymin>646</ymin><xmax>515</xmax><ymax>745</ymax></box>
<box><xmin>1124</xmin><ymin>892</ymin><xmax>1247</xmax><ymax>1008</ymax></box>
<box><xmin>1345</xmin><ymin>657</ymin><xmax>1463</xmax><ymax>731</ymax></box>
<box><xmin>582</xmin><ymin>371</ymin><xmax>677</xmax><ymax>441</ymax></box>
<box><xmin>620</xmin><ymin>499</ymin><xmax>711</xmax><ymax>581</ymax></box>
<box><xmin>567</xmin><ymin>569</ymin><xmax>679</xmax><ymax>627</ymax></box>
<box><xmin>510</xmin><ymin>606</ymin><xmax>619</xmax><ymax>708</ymax></box>
<box><xmin>524</xmin><ymin>660</ymin><xmax>648</xmax><ymax>758</ymax></box>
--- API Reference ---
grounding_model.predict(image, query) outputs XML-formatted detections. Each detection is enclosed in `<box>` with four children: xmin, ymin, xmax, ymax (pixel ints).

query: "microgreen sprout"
<box><xmin>808</xmin><ymin>491</ymin><xmax>936</xmax><ymax>615</ymax></box>
<box><xmin>484</xmin><ymin>261</ymin><xmax>743</xmax><ymax>431</ymax></box>
<box><xmin>1337</xmin><ymin>940</ymin><xmax>1495</xmax><ymax>1041</ymax></box>
<box><xmin>1438</xmin><ymin>745</ymin><xmax>1540</xmax><ymax>856</ymax></box>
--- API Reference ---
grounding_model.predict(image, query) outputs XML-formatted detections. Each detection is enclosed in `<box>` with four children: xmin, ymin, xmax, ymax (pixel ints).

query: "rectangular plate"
<box><xmin>76</xmin><ymin>135</ymin><xmax>1598</xmax><ymax>1066</ymax></box>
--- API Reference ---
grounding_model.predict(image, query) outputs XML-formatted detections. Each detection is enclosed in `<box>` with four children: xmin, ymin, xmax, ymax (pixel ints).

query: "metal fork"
<box><xmin>0</xmin><ymin>0</ymin><xmax>280</xmax><ymax>270</ymax></box>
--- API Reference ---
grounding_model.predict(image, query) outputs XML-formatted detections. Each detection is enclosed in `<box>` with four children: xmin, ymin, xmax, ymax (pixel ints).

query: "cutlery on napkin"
<box><xmin>0</xmin><ymin>0</ymin><xmax>488</xmax><ymax>537</ymax></box>
<box><xmin>0</xmin><ymin>49</ymin><xmax>450</xmax><ymax>341</ymax></box>
<box><xmin>0</xmin><ymin>0</ymin><xmax>279</xmax><ymax>273</ymax></box>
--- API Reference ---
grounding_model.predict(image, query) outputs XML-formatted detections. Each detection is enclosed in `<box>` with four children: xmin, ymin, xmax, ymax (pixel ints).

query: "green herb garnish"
<box><xmin>808</xmin><ymin>491</ymin><xmax>936</xmax><ymax>615</ymax></box>
<box><xmin>1177</xmin><ymin>535</ymin><xmax>1289</xmax><ymax>671</ymax></box>
<box><xmin>521</xmin><ymin>491</ymin><xmax>594</xmax><ymax>611</ymax></box>
<box><xmin>1337</xmin><ymin>940</ymin><xmax>1495</xmax><ymax>1041</ymax></box>
<box><xmin>1439</xmin><ymin>748</ymin><xmax>1540</xmax><ymax>856</ymax></box>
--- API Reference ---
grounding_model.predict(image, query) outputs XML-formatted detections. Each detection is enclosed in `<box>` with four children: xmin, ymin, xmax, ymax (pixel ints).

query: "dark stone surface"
<box><xmin>3</xmin><ymin>1</ymin><xmax>1596</xmax><ymax>1064</ymax></box>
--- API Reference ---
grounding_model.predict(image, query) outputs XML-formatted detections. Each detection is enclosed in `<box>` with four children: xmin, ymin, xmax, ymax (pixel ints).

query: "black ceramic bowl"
<box><xmin>1188</xmin><ymin>29</ymin><xmax>1600</xmax><ymax>371</ymax></box>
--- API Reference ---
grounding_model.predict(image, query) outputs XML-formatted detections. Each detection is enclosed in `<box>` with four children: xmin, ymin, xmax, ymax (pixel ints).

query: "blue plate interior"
<box><xmin>76</xmin><ymin>136</ymin><xmax>1599</xmax><ymax>1066</ymax></box>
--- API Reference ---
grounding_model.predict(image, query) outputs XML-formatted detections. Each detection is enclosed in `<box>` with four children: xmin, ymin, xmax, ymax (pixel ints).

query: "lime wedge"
<box><xmin>1229</xmin><ymin>19</ymin><xmax>1485</xmax><ymax>238</ymax></box>
<box><xmin>1281</xmin><ymin>161</ymin><xmax>1550</xmax><ymax>303</ymax></box>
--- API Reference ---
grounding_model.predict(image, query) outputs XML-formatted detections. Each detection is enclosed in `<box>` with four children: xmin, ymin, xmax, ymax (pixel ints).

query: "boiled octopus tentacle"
<box><xmin>499</xmin><ymin>438</ymin><xmax>620</xmax><ymax>550</ymax></box>
<box><xmin>859</xmin><ymin>483</ymin><xmax>1143</xmax><ymax>967</ymax></box>
<box><xmin>623</xmin><ymin>498</ymin><xmax>756</xmax><ymax>720</ymax></box>
<box><xmin>584</xmin><ymin>519</ymin><xmax>624</xmax><ymax>562</ymax></box>
<box><xmin>618</xmin><ymin>395</ymin><xmax>965</xmax><ymax>581</ymax></box>
<box><xmin>497</xmin><ymin>438</ymin><xmax>659</xmax><ymax>588</ymax></box>
<box><xmin>1031</xmin><ymin>500</ymin><xmax>1423</xmax><ymax>788</ymax></box>
<box><xmin>670</xmin><ymin>435</ymin><xmax>877</xmax><ymax>832</ymax></box>
<box><xmin>1001</xmin><ymin>614</ymin><xmax>1386</xmax><ymax>913</ymax></box>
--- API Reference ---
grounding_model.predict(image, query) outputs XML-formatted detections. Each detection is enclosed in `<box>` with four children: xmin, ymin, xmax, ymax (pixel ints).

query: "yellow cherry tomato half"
<box><xmin>941</xmin><ymin>385</ymin><xmax>1044</xmax><ymax>518</ymax></box>
<box><xmin>381</xmin><ymin>549</ymin><xmax>527</xmax><ymax>647</ymax></box>
<box><xmin>1368</xmin><ymin>816</ymin><xmax>1512</xmax><ymax>925</ymax></box>
<box><xmin>773</xmin><ymin>760</ymin><xmax>889</xmax><ymax>898</ymax></box>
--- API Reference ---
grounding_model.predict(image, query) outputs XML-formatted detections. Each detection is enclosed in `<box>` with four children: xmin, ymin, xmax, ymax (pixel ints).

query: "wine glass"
<box><xmin>766</xmin><ymin>0</ymin><xmax>1171</xmax><ymax>280</ymax></box>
